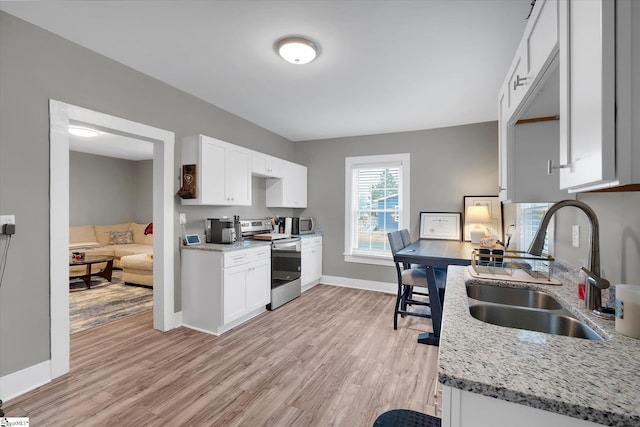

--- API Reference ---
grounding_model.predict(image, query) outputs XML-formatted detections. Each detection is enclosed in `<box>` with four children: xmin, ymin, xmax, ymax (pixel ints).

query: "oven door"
<box><xmin>271</xmin><ymin>239</ymin><xmax>301</xmax><ymax>288</ymax></box>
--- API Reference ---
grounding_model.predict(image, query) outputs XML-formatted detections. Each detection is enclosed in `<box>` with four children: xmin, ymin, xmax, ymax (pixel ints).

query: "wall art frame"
<box><xmin>419</xmin><ymin>211</ymin><xmax>462</xmax><ymax>241</ymax></box>
<box><xmin>463</xmin><ymin>195</ymin><xmax>503</xmax><ymax>241</ymax></box>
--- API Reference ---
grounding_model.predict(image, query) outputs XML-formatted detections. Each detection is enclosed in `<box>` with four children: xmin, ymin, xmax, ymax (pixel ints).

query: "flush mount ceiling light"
<box><xmin>68</xmin><ymin>125</ymin><xmax>100</xmax><ymax>137</ymax></box>
<box><xmin>275</xmin><ymin>37</ymin><xmax>318</xmax><ymax>65</ymax></box>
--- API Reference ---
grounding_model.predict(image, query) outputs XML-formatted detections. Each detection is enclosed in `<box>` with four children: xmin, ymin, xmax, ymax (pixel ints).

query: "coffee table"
<box><xmin>69</xmin><ymin>255</ymin><xmax>114</xmax><ymax>289</ymax></box>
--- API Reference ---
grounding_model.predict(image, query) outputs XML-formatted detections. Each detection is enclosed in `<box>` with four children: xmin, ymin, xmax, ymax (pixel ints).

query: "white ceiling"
<box><xmin>1</xmin><ymin>0</ymin><xmax>532</xmax><ymax>142</ymax></box>
<box><xmin>69</xmin><ymin>128</ymin><xmax>154</xmax><ymax>161</ymax></box>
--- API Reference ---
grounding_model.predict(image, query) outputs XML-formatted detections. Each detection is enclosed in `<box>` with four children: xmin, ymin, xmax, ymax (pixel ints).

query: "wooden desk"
<box><xmin>394</xmin><ymin>240</ymin><xmax>475</xmax><ymax>345</ymax></box>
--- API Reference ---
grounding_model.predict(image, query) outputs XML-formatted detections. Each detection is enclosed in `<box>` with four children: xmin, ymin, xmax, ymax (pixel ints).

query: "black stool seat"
<box><xmin>373</xmin><ymin>409</ymin><xmax>441</xmax><ymax>427</ymax></box>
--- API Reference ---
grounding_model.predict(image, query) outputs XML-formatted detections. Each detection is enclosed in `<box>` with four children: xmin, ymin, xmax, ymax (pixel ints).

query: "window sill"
<box><xmin>344</xmin><ymin>253</ymin><xmax>395</xmax><ymax>267</ymax></box>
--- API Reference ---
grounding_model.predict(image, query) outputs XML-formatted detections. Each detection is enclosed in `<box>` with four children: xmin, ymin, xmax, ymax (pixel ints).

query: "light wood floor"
<box><xmin>5</xmin><ymin>284</ymin><xmax>440</xmax><ymax>426</ymax></box>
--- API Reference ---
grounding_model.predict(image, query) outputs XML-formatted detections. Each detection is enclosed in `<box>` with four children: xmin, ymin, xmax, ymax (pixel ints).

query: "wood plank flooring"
<box><xmin>4</xmin><ymin>284</ymin><xmax>440</xmax><ymax>426</ymax></box>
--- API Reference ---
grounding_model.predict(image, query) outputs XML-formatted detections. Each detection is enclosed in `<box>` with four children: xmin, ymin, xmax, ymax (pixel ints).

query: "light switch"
<box><xmin>572</xmin><ymin>225</ymin><xmax>580</xmax><ymax>248</ymax></box>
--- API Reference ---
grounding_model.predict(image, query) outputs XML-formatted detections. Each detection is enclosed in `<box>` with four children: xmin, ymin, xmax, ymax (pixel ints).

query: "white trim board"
<box><xmin>49</xmin><ymin>100</ymin><xmax>175</xmax><ymax>381</ymax></box>
<box><xmin>0</xmin><ymin>361</ymin><xmax>51</xmax><ymax>402</ymax></box>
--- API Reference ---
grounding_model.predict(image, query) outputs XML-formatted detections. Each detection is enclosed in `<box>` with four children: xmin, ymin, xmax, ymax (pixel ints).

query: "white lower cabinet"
<box><xmin>222</xmin><ymin>264</ymin><xmax>249</xmax><ymax>324</ymax></box>
<box><xmin>182</xmin><ymin>246</ymin><xmax>271</xmax><ymax>335</ymax></box>
<box><xmin>441</xmin><ymin>385</ymin><xmax>601</xmax><ymax>427</ymax></box>
<box><xmin>301</xmin><ymin>236</ymin><xmax>322</xmax><ymax>289</ymax></box>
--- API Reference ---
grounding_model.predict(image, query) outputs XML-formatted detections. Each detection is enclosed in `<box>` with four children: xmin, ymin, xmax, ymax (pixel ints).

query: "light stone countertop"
<box><xmin>297</xmin><ymin>232</ymin><xmax>323</xmax><ymax>239</ymax></box>
<box><xmin>439</xmin><ymin>266</ymin><xmax>640</xmax><ymax>426</ymax></box>
<box><xmin>181</xmin><ymin>239</ymin><xmax>272</xmax><ymax>252</ymax></box>
<box><xmin>181</xmin><ymin>233</ymin><xmax>322</xmax><ymax>251</ymax></box>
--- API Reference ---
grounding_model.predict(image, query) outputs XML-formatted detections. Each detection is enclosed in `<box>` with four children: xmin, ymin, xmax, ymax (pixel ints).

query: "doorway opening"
<box><xmin>49</xmin><ymin>100</ymin><xmax>175</xmax><ymax>379</ymax></box>
<box><xmin>68</xmin><ymin>135</ymin><xmax>155</xmax><ymax>333</ymax></box>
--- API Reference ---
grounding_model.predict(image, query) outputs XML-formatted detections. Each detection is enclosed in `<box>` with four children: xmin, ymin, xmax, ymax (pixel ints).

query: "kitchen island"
<box><xmin>439</xmin><ymin>266</ymin><xmax>640</xmax><ymax>426</ymax></box>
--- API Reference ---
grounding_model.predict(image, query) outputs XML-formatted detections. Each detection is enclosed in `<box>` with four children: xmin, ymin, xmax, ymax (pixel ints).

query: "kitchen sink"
<box><xmin>465</xmin><ymin>282</ymin><xmax>603</xmax><ymax>341</ymax></box>
<box><xmin>468</xmin><ymin>304</ymin><xmax>603</xmax><ymax>340</ymax></box>
<box><xmin>466</xmin><ymin>283</ymin><xmax>563</xmax><ymax>310</ymax></box>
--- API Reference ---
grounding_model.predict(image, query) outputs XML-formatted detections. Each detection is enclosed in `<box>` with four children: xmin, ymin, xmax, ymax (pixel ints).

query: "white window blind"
<box><xmin>344</xmin><ymin>154</ymin><xmax>410</xmax><ymax>264</ymax></box>
<box><xmin>517</xmin><ymin>202</ymin><xmax>554</xmax><ymax>259</ymax></box>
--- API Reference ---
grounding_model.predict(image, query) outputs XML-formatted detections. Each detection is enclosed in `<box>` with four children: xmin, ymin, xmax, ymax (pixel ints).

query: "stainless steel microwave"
<box><xmin>292</xmin><ymin>217</ymin><xmax>315</xmax><ymax>235</ymax></box>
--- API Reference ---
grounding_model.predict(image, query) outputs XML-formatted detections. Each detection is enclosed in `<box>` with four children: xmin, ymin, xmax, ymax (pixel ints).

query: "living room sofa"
<box><xmin>69</xmin><ymin>222</ymin><xmax>153</xmax><ymax>285</ymax></box>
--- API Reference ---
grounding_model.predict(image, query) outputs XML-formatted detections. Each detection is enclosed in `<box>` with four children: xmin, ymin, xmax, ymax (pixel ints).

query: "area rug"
<box><xmin>69</xmin><ymin>270</ymin><xmax>153</xmax><ymax>334</ymax></box>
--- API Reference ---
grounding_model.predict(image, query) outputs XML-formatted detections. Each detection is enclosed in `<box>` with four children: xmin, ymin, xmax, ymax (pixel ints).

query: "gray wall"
<box><xmin>69</xmin><ymin>152</ymin><xmax>153</xmax><ymax>225</ymax></box>
<box><xmin>180</xmin><ymin>177</ymin><xmax>293</xmax><ymax>237</ymax></box>
<box><xmin>294</xmin><ymin>121</ymin><xmax>499</xmax><ymax>283</ymax></box>
<box><xmin>133</xmin><ymin>159</ymin><xmax>153</xmax><ymax>224</ymax></box>
<box><xmin>0</xmin><ymin>11</ymin><xmax>293</xmax><ymax>377</ymax></box>
<box><xmin>554</xmin><ymin>192</ymin><xmax>640</xmax><ymax>286</ymax></box>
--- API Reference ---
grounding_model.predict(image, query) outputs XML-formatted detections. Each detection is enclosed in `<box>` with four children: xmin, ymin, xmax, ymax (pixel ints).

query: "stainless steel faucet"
<box><xmin>527</xmin><ymin>200</ymin><xmax>612</xmax><ymax>318</ymax></box>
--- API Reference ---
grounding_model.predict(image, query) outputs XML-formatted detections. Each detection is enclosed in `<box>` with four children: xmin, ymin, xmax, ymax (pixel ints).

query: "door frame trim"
<box><xmin>49</xmin><ymin>100</ymin><xmax>175</xmax><ymax>378</ymax></box>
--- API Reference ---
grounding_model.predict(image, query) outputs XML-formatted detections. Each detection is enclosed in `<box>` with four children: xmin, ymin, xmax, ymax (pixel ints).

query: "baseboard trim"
<box><xmin>301</xmin><ymin>279</ymin><xmax>320</xmax><ymax>293</ymax></box>
<box><xmin>0</xmin><ymin>360</ymin><xmax>51</xmax><ymax>402</ymax></box>
<box><xmin>320</xmin><ymin>275</ymin><xmax>396</xmax><ymax>294</ymax></box>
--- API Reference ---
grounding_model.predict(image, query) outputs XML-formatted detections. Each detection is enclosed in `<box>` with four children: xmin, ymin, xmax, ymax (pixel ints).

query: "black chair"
<box><xmin>400</xmin><ymin>228</ymin><xmax>412</xmax><ymax>248</ymax></box>
<box><xmin>388</xmin><ymin>231</ymin><xmax>432</xmax><ymax>330</ymax></box>
<box><xmin>373</xmin><ymin>409</ymin><xmax>441</xmax><ymax>426</ymax></box>
<box><xmin>401</xmin><ymin>228</ymin><xmax>448</xmax><ymax>301</ymax></box>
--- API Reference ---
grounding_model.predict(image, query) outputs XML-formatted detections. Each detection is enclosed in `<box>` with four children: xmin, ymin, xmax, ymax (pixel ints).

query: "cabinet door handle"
<box><xmin>547</xmin><ymin>159</ymin><xmax>570</xmax><ymax>175</ymax></box>
<box><xmin>513</xmin><ymin>74</ymin><xmax>527</xmax><ymax>90</ymax></box>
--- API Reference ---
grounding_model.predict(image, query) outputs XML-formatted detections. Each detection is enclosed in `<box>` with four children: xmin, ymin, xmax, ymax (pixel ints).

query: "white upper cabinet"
<box><xmin>558</xmin><ymin>0</ymin><xmax>633</xmax><ymax>192</ymax></box>
<box><xmin>181</xmin><ymin>134</ymin><xmax>251</xmax><ymax>206</ymax></box>
<box><xmin>500</xmin><ymin>0</ymin><xmax>639</xmax><ymax>199</ymax></box>
<box><xmin>498</xmin><ymin>0</ymin><xmax>567</xmax><ymax>203</ymax></box>
<box><xmin>504</xmin><ymin>0</ymin><xmax>559</xmax><ymax>119</ymax></box>
<box><xmin>497</xmin><ymin>88</ymin><xmax>509</xmax><ymax>201</ymax></box>
<box><xmin>251</xmin><ymin>151</ymin><xmax>284</xmax><ymax>178</ymax></box>
<box><xmin>266</xmin><ymin>160</ymin><xmax>307</xmax><ymax>208</ymax></box>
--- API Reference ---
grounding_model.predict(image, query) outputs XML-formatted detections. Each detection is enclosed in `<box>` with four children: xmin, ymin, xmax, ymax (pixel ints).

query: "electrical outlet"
<box><xmin>572</xmin><ymin>225</ymin><xmax>580</xmax><ymax>248</ymax></box>
<box><xmin>179</xmin><ymin>213</ymin><xmax>187</xmax><ymax>225</ymax></box>
<box><xmin>0</xmin><ymin>215</ymin><xmax>15</xmax><ymax>225</ymax></box>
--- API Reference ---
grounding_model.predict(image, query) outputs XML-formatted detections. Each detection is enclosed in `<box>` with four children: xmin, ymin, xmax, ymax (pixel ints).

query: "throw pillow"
<box><xmin>110</xmin><ymin>230</ymin><xmax>134</xmax><ymax>245</ymax></box>
<box><xmin>144</xmin><ymin>222</ymin><xmax>153</xmax><ymax>235</ymax></box>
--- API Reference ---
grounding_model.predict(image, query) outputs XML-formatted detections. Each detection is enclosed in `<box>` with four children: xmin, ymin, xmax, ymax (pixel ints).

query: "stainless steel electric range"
<box><xmin>240</xmin><ymin>219</ymin><xmax>301</xmax><ymax>310</ymax></box>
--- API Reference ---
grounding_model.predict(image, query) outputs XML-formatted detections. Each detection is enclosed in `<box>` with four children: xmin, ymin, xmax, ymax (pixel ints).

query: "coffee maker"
<box><xmin>206</xmin><ymin>218</ymin><xmax>236</xmax><ymax>244</ymax></box>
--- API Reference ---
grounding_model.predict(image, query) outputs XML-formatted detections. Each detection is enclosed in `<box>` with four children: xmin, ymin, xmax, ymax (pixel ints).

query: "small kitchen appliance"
<box><xmin>293</xmin><ymin>217</ymin><xmax>315</xmax><ymax>235</ymax></box>
<box><xmin>206</xmin><ymin>218</ymin><xmax>236</xmax><ymax>244</ymax></box>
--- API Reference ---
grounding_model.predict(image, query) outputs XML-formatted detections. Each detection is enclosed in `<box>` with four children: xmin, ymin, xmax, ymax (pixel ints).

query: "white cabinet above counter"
<box><xmin>557</xmin><ymin>0</ymin><xmax>640</xmax><ymax>192</ymax></box>
<box><xmin>180</xmin><ymin>133</ymin><xmax>308</xmax><ymax>207</ymax></box>
<box><xmin>266</xmin><ymin>161</ymin><xmax>307</xmax><ymax>208</ymax></box>
<box><xmin>499</xmin><ymin>0</ymin><xmax>565</xmax><ymax>203</ymax></box>
<box><xmin>181</xmin><ymin>134</ymin><xmax>251</xmax><ymax>206</ymax></box>
<box><xmin>502</xmin><ymin>0</ymin><xmax>559</xmax><ymax>121</ymax></box>
<box><xmin>251</xmin><ymin>151</ymin><xmax>283</xmax><ymax>179</ymax></box>
<box><xmin>498</xmin><ymin>0</ymin><xmax>639</xmax><ymax>202</ymax></box>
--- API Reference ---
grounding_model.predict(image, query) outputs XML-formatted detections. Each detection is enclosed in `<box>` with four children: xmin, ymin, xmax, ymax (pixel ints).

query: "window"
<box><xmin>344</xmin><ymin>153</ymin><xmax>410</xmax><ymax>265</ymax></box>
<box><xmin>516</xmin><ymin>202</ymin><xmax>554</xmax><ymax>254</ymax></box>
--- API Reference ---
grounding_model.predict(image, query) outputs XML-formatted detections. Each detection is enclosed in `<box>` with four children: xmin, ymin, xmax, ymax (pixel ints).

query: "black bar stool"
<box><xmin>373</xmin><ymin>409</ymin><xmax>441</xmax><ymax>426</ymax></box>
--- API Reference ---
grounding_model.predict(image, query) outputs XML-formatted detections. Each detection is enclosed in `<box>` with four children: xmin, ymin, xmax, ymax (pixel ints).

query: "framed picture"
<box><xmin>463</xmin><ymin>196</ymin><xmax>503</xmax><ymax>241</ymax></box>
<box><xmin>419</xmin><ymin>212</ymin><xmax>462</xmax><ymax>241</ymax></box>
